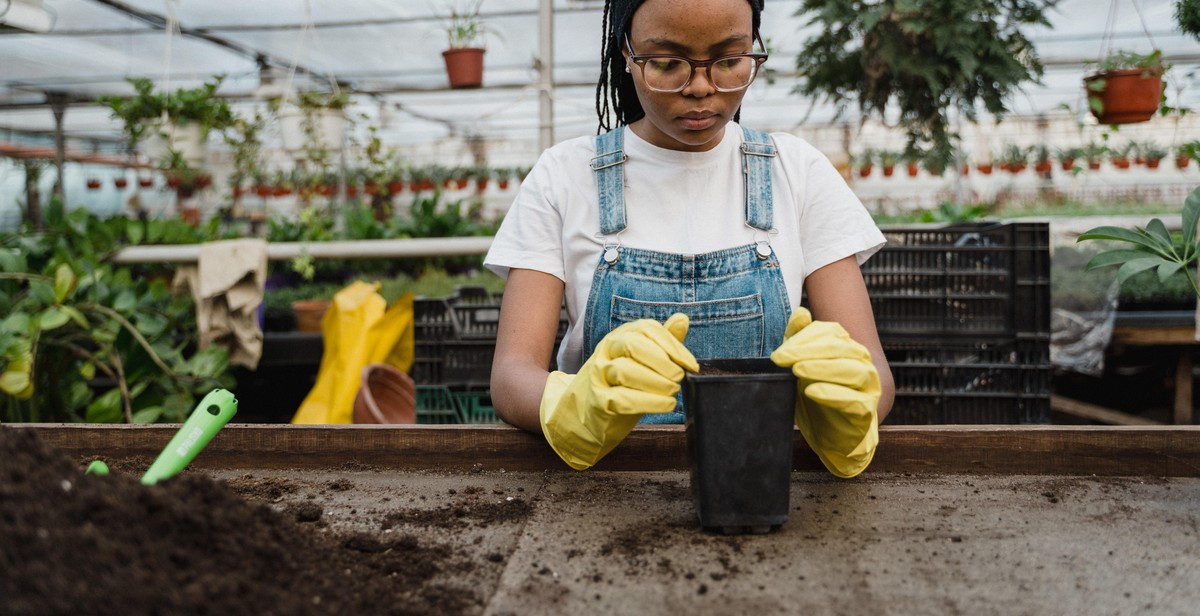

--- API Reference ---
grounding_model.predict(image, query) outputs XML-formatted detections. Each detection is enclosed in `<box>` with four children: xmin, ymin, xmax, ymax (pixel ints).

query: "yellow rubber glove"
<box><xmin>540</xmin><ymin>313</ymin><xmax>699</xmax><ymax>470</ymax></box>
<box><xmin>770</xmin><ymin>308</ymin><xmax>880</xmax><ymax>479</ymax></box>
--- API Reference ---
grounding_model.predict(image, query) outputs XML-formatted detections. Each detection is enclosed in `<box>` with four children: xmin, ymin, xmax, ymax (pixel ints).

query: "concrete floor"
<box><xmin>212</xmin><ymin>468</ymin><xmax>1200</xmax><ymax>616</ymax></box>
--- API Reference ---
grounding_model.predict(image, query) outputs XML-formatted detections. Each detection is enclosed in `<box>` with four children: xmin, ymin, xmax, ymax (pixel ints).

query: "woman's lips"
<box><xmin>678</xmin><ymin>114</ymin><xmax>718</xmax><ymax>130</ymax></box>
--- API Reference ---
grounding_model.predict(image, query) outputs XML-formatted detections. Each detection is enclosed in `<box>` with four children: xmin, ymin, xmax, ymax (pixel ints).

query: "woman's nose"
<box><xmin>682</xmin><ymin>67</ymin><xmax>717</xmax><ymax>97</ymax></box>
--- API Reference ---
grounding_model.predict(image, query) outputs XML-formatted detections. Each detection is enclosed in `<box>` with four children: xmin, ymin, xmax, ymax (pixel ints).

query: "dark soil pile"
<box><xmin>0</xmin><ymin>427</ymin><xmax>475</xmax><ymax>616</ymax></box>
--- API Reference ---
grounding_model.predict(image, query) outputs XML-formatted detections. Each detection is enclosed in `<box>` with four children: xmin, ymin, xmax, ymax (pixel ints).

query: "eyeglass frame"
<box><xmin>623</xmin><ymin>32</ymin><xmax>769</xmax><ymax>93</ymax></box>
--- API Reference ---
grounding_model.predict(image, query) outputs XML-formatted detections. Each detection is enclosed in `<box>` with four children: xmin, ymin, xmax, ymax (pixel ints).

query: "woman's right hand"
<box><xmin>539</xmin><ymin>313</ymin><xmax>698</xmax><ymax>470</ymax></box>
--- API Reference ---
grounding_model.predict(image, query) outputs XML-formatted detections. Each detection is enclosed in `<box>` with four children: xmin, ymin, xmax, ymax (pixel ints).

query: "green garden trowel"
<box><xmin>85</xmin><ymin>389</ymin><xmax>238</xmax><ymax>485</ymax></box>
<box><xmin>140</xmin><ymin>389</ymin><xmax>238</xmax><ymax>485</ymax></box>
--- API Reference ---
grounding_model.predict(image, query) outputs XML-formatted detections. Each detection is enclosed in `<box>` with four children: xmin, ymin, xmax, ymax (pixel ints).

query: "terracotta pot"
<box><xmin>352</xmin><ymin>363</ymin><xmax>417</xmax><ymax>425</ymax></box>
<box><xmin>858</xmin><ymin>166</ymin><xmax>873</xmax><ymax>178</ymax></box>
<box><xmin>1035</xmin><ymin>161</ymin><xmax>1052</xmax><ymax>174</ymax></box>
<box><xmin>388</xmin><ymin>181</ymin><xmax>404</xmax><ymax>194</ymax></box>
<box><xmin>114</xmin><ymin>177</ymin><xmax>128</xmax><ymax>189</ymax></box>
<box><xmin>86</xmin><ymin>178</ymin><xmax>101</xmax><ymax>190</ymax></box>
<box><xmin>1113</xmin><ymin>158</ymin><xmax>1132</xmax><ymax>170</ymax></box>
<box><xmin>1146</xmin><ymin>159</ymin><xmax>1161</xmax><ymax>169</ymax></box>
<box><xmin>138</xmin><ymin>177</ymin><xmax>155</xmax><ymax>188</ymax></box>
<box><xmin>498</xmin><ymin>179</ymin><xmax>510</xmax><ymax>190</ymax></box>
<box><xmin>1088</xmin><ymin>161</ymin><xmax>1102</xmax><ymax>170</ymax></box>
<box><xmin>976</xmin><ymin>164</ymin><xmax>993</xmax><ymax>175</ymax></box>
<box><xmin>476</xmin><ymin>178</ymin><xmax>489</xmax><ymax>190</ymax></box>
<box><xmin>442</xmin><ymin>47</ymin><xmax>486</xmax><ymax>89</ymax></box>
<box><xmin>292</xmin><ymin>299</ymin><xmax>330</xmax><ymax>333</ymax></box>
<box><xmin>180</xmin><ymin>207</ymin><xmax>201</xmax><ymax>226</ymax></box>
<box><xmin>882</xmin><ymin>165</ymin><xmax>895</xmax><ymax>177</ymax></box>
<box><xmin>1177</xmin><ymin>156</ymin><xmax>1191</xmax><ymax>170</ymax></box>
<box><xmin>906</xmin><ymin>163</ymin><xmax>919</xmax><ymax>177</ymax></box>
<box><xmin>1060</xmin><ymin>159</ymin><xmax>1075</xmax><ymax>171</ymax></box>
<box><xmin>1084</xmin><ymin>68</ymin><xmax>1163</xmax><ymax>125</ymax></box>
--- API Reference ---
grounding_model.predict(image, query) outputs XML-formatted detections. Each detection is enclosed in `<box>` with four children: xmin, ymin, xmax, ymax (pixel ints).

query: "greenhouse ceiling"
<box><xmin>0</xmin><ymin>0</ymin><xmax>1198</xmax><ymax>158</ymax></box>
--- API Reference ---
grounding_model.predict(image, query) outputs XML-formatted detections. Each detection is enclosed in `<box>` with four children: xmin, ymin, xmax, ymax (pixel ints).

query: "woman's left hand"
<box><xmin>770</xmin><ymin>307</ymin><xmax>880</xmax><ymax>478</ymax></box>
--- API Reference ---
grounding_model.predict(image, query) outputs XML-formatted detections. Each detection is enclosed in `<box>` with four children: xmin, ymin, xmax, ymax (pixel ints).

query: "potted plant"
<box><xmin>999</xmin><ymin>145</ymin><xmax>1028</xmax><ymax>174</ymax></box>
<box><xmin>1057</xmin><ymin>146</ymin><xmax>1084</xmax><ymax>171</ymax></box>
<box><xmin>1177</xmin><ymin>141</ymin><xmax>1200</xmax><ymax>169</ymax></box>
<box><xmin>1083</xmin><ymin>142</ymin><xmax>1107</xmax><ymax>170</ymax></box>
<box><xmin>99</xmin><ymin>76</ymin><xmax>234</xmax><ymax>169</ymax></box>
<box><xmin>855</xmin><ymin>148</ymin><xmax>875</xmax><ymax>177</ymax></box>
<box><xmin>878</xmin><ymin>150</ymin><xmax>898</xmax><ymax>177</ymax></box>
<box><xmin>902</xmin><ymin>150</ymin><xmax>921</xmax><ymax>177</ymax></box>
<box><xmin>1033</xmin><ymin>146</ymin><xmax>1052</xmax><ymax>175</ymax></box>
<box><xmin>1139</xmin><ymin>142</ymin><xmax>1168</xmax><ymax>169</ymax></box>
<box><xmin>1084</xmin><ymin>50</ymin><xmax>1169</xmax><ymax>125</ymax></box>
<box><xmin>441</xmin><ymin>0</ymin><xmax>488</xmax><ymax>89</ymax></box>
<box><xmin>1078</xmin><ymin>185</ymin><xmax>1200</xmax><ymax>302</ymax></box>
<box><xmin>1110</xmin><ymin>142</ymin><xmax>1134</xmax><ymax>169</ymax></box>
<box><xmin>277</xmin><ymin>90</ymin><xmax>351</xmax><ymax>166</ymax></box>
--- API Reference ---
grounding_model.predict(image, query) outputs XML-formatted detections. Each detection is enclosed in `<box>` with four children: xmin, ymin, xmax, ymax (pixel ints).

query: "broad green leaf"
<box><xmin>132</xmin><ymin>406</ymin><xmax>164</xmax><ymax>424</ymax></box>
<box><xmin>1185</xmin><ymin>186</ymin><xmax>1200</xmax><ymax>247</ymax></box>
<box><xmin>53</xmin><ymin>264</ymin><xmax>76</xmax><ymax>304</ymax></box>
<box><xmin>0</xmin><ymin>370</ymin><xmax>31</xmax><ymax>396</ymax></box>
<box><xmin>1084</xmin><ymin>249</ymin><xmax>1154</xmax><ymax>270</ymax></box>
<box><xmin>79</xmin><ymin>361</ymin><xmax>96</xmax><ymax>380</ymax></box>
<box><xmin>60</xmin><ymin>305</ymin><xmax>89</xmax><ymax>328</ymax></box>
<box><xmin>1116</xmin><ymin>257</ymin><xmax>1167</xmax><ymax>284</ymax></box>
<box><xmin>86</xmin><ymin>388</ymin><xmax>124</xmax><ymax>423</ymax></box>
<box><xmin>113</xmin><ymin>290</ymin><xmax>136</xmax><ymax>314</ymax></box>
<box><xmin>1078</xmin><ymin>226</ymin><xmax>1171</xmax><ymax>255</ymax></box>
<box><xmin>1157</xmin><ymin>261</ymin><xmax>1185</xmax><ymax>282</ymax></box>
<box><xmin>2</xmin><ymin>313</ymin><xmax>31</xmax><ymax>334</ymax></box>
<box><xmin>126</xmin><ymin>219</ymin><xmax>145</xmax><ymax>245</ymax></box>
<box><xmin>1144</xmin><ymin>219</ymin><xmax>1176</xmax><ymax>254</ymax></box>
<box><xmin>0</xmin><ymin>248</ymin><xmax>25</xmax><ymax>273</ymax></box>
<box><xmin>37</xmin><ymin>306</ymin><xmax>70</xmax><ymax>331</ymax></box>
<box><xmin>29</xmin><ymin>279</ymin><xmax>56</xmax><ymax>305</ymax></box>
<box><xmin>134</xmin><ymin>313</ymin><xmax>167</xmax><ymax>338</ymax></box>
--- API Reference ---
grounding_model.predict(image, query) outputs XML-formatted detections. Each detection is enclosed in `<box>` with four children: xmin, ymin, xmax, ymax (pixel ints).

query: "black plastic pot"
<box><xmin>684</xmin><ymin>358</ymin><xmax>796</xmax><ymax>534</ymax></box>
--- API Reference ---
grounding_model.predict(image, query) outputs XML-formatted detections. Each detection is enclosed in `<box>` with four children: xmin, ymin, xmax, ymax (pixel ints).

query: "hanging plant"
<box><xmin>1177</xmin><ymin>0</ymin><xmax>1200</xmax><ymax>41</ymax></box>
<box><xmin>98</xmin><ymin>76</ymin><xmax>234</xmax><ymax>168</ymax></box>
<box><xmin>1084</xmin><ymin>50</ymin><xmax>1169</xmax><ymax>125</ymax></box>
<box><xmin>441</xmin><ymin>0</ymin><xmax>491</xmax><ymax>88</ymax></box>
<box><xmin>793</xmin><ymin>0</ymin><xmax>1054</xmax><ymax>163</ymax></box>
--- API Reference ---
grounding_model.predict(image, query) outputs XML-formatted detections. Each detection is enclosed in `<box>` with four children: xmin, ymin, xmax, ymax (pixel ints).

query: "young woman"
<box><xmin>485</xmin><ymin>0</ymin><xmax>894</xmax><ymax>477</ymax></box>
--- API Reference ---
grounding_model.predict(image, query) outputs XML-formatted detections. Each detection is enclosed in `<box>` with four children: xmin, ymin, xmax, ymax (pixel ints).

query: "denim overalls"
<box><xmin>583</xmin><ymin>126</ymin><xmax>792</xmax><ymax>424</ymax></box>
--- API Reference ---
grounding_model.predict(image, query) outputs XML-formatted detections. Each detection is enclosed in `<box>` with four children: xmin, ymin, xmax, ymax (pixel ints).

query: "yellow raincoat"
<box><xmin>291</xmin><ymin>281</ymin><xmax>414</xmax><ymax>424</ymax></box>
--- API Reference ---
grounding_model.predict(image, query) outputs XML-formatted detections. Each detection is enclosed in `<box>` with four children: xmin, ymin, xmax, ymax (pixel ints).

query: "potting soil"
<box><xmin>0</xmin><ymin>427</ymin><xmax>497</xmax><ymax>616</ymax></box>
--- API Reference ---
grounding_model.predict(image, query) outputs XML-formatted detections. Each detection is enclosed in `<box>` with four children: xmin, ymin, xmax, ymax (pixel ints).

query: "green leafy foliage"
<box><xmin>1180</xmin><ymin>0</ymin><xmax>1200</xmax><ymax>41</ymax></box>
<box><xmin>98</xmin><ymin>76</ymin><xmax>234</xmax><ymax>148</ymax></box>
<box><xmin>793</xmin><ymin>0</ymin><xmax>1055</xmax><ymax>162</ymax></box>
<box><xmin>1078</xmin><ymin>186</ymin><xmax>1200</xmax><ymax>300</ymax></box>
<box><xmin>0</xmin><ymin>210</ymin><xmax>233</xmax><ymax>423</ymax></box>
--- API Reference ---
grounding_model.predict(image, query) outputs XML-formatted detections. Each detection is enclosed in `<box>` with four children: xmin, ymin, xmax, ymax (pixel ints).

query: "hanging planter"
<box><xmin>976</xmin><ymin>163</ymin><xmax>993</xmax><ymax>175</ymax></box>
<box><xmin>114</xmin><ymin>177</ymin><xmax>128</xmax><ymax>189</ymax></box>
<box><xmin>142</xmin><ymin>120</ymin><xmax>209</xmax><ymax>168</ymax></box>
<box><xmin>138</xmin><ymin>176</ymin><xmax>155</xmax><ymax>189</ymax></box>
<box><xmin>442</xmin><ymin>48</ymin><xmax>486</xmax><ymax>89</ymax></box>
<box><xmin>86</xmin><ymin>178</ymin><xmax>101</xmax><ymax>190</ymax></box>
<box><xmin>1084</xmin><ymin>50</ymin><xmax>1167</xmax><ymax>125</ymax></box>
<box><xmin>440</xmin><ymin>1</ymin><xmax>489</xmax><ymax>89</ymax></box>
<box><xmin>279</xmin><ymin>106</ymin><xmax>347</xmax><ymax>161</ymax></box>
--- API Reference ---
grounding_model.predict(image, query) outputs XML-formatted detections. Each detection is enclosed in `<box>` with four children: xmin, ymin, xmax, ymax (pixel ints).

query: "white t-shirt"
<box><xmin>485</xmin><ymin>122</ymin><xmax>885</xmax><ymax>373</ymax></box>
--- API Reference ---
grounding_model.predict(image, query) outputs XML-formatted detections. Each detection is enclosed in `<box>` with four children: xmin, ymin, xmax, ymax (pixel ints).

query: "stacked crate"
<box><xmin>412</xmin><ymin>287</ymin><xmax>566</xmax><ymax>423</ymax></box>
<box><xmin>866</xmin><ymin>222</ymin><xmax>1051</xmax><ymax>424</ymax></box>
<box><xmin>411</xmin><ymin>222</ymin><xmax>1052</xmax><ymax>425</ymax></box>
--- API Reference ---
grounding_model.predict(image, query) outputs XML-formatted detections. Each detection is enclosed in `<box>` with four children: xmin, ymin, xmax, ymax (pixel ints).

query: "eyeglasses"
<box><xmin>624</xmin><ymin>33</ymin><xmax>768</xmax><ymax>93</ymax></box>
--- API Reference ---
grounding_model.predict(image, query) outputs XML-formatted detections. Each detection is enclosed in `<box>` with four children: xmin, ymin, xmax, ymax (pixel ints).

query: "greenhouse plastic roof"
<box><xmin>0</xmin><ymin>0</ymin><xmax>1198</xmax><ymax>158</ymax></box>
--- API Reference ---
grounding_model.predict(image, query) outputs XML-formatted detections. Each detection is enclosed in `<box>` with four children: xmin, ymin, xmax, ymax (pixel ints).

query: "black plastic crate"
<box><xmin>441</xmin><ymin>340</ymin><xmax>497</xmax><ymax>387</ymax></box>
<box><xmin>867</xmin><ymin>222</ymin><xmax>1050</xmax><ymax>339</ymax></box>
<box><xmin>884</xmin><ymin>336</ymin><xmax>1051</xmax><ymax>424</ymax></box>
<box><xmin>414</xmin><ymin>297</ymin><xmax>458</xmax><ymax>341</ymax></box>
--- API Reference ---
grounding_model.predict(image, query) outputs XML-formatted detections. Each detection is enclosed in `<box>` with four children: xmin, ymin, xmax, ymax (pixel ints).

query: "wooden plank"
<box><xmin>1111</xmin><ymin>325</ymin><xmax>1197</xmax><ymax>346</ymax></box>
<box><xmin>1050</xmin><ymin>394</ymin><xmax>1164</xmax><ymax>426</ymax></box>
<box><xmin>18</xmin><ymin>424</ymin><xmax>1200</xmax><ymax>478</ymax></box>
<box><xmin>1175</xmin><ymin>350</ymin><xmax>1194</xmax><ymax>425</ymax></box>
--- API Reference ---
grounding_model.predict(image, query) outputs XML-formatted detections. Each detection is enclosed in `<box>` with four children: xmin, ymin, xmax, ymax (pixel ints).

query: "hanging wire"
<box><xmin>1099</xmin><ymin>0</ymin><xmax>1120</xmax><ymax>62</ymax></box>
<box><xmin>1130</xmin><ymin>0</ymin><xmax>1159</xmax><ymax>50</ymax></box>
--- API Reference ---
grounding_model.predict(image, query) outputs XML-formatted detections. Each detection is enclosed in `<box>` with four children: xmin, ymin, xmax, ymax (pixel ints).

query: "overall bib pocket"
<box><xmin>610</xmin><ymin>294</ymin><xmax>766</xmax><ymax>358</ymax></box>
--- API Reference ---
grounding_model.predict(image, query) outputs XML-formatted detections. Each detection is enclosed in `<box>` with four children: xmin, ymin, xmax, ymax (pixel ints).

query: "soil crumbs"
<box><xmin>0</xmin><ymin>427</ymin><xmax>488</xmax><ymax>616</ymax></box>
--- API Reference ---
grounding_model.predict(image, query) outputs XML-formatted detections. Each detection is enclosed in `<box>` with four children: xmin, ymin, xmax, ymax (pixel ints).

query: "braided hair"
<box><xmin>595</xmin><ymin>0</ymin><xmax>764</xmax><ymax>132</ymax></box>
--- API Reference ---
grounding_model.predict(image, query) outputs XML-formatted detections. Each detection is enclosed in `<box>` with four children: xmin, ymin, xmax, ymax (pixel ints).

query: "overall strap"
<box><xmin>740</xmin><ymin>126</ymin><xmax>776</xmax><ymax>232</ymax></box>
<box><xmin>591</xmin><ymin>128</ymin><xmax>628</xmax><ymax>235</ymax></box>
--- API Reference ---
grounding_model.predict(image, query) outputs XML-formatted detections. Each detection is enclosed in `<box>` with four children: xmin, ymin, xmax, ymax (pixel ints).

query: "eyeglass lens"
<box><xmin>641</xmin><ymin>56</ymin><xmax>759</xmax><ymax>91</ymax></box>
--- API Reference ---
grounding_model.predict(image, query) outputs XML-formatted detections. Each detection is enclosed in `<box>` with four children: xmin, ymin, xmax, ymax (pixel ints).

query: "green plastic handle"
<box><xmin>141</xmin><ymin>389</ymin><xmax>238</xmax><ymax>485</ymax></box>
